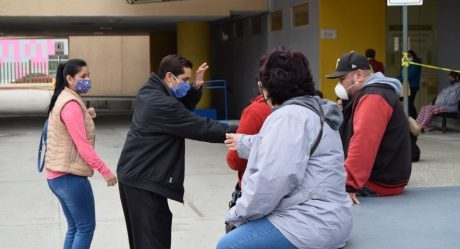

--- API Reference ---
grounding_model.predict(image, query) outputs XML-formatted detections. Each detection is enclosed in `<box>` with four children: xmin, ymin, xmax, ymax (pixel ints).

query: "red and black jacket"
<box><xmin>340</xmin><ymin>84</ymin><xmax>412</xmax><ymax>195</ymax></box>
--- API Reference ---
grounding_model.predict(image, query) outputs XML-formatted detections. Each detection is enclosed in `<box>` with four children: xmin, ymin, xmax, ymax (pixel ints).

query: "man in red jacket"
<box><xmin>327</xmin><ymin>51</ymin><xmax>411</xmax><ymax>205</ymax></box>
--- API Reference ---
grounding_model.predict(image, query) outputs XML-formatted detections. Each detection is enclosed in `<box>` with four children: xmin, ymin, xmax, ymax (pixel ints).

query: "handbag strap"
<box><xmin>309</xmin><ymin>99</ymin><xmax>324</xmax><ymax>156</ymax></box>
<box><xmin>37</xmin><ymin>119</ymin><xmax>48</xmax><ymax>172</ymax></box>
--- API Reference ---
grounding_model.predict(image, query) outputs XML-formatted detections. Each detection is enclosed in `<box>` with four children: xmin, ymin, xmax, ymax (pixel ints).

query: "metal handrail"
<box><xmin>202</xmin><ymin>80</ymin><xmax>228</xmax><ymax>122</ymax></box>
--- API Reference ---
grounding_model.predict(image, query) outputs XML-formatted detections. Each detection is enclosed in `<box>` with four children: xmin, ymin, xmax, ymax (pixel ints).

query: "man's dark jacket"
<box><xmin>117</xmin><ymin>73</ymin><xmax>235</xmax><ymax>202</ymax></box>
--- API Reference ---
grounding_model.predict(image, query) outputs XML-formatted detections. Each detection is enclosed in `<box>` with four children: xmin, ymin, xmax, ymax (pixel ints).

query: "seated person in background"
<box><xmin>327</xmin><ymin>51</ymin><xmax>412</xmax><ymax>204</ymax></box>
<box><xmin>412</xmin><ymin>71</ymin><xmax>460</xmax><ymax>134</ymax></box>
<box><xmin>218</xmin><ymin>47</ymin><xmax>352</xmax><ymax>249</ymax></box>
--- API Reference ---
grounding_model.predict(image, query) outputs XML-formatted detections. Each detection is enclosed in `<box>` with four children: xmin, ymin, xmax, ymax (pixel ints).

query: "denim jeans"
<box><xmin>48</xmin><ymin>174</ymin><xmax>95</xmax><ymax>249</ymax></box>
<box><xmin>216</xmin><ymin>218</ymin><xmax>296</xmax><ymax>249</ymax></box>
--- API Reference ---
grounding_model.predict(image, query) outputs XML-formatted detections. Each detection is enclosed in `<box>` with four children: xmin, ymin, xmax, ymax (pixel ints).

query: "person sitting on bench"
<box><xmin>412</xmin><ymin>71</ymin><xmax>460</xmax><ymax>135</ymax></box>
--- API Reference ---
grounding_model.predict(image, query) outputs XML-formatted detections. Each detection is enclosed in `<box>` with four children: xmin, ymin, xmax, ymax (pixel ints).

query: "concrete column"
<box><xmin>177</xmin><ymin>21</ymin><xmax>211</xmax><ymax>108</ymax></box>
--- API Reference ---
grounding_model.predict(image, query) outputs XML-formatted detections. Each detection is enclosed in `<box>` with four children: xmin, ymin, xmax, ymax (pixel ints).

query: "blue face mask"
<box><xmin>75</xmin><ymin>79</ymin><xmax>91</xmax><ymax>94</ymax></box>
<box><xmin>169</xmin><ymin>75</ymin><xmax>190</xmax><ymax>98</ymax></box>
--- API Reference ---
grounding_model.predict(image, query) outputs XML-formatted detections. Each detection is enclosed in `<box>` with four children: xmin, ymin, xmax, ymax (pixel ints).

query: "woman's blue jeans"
<box><xmin>216</xmin><ymin>218</ymin><xmax>296</xmax><ymax>249</ymax></box>
<box><xmin>48</xmin><ymin>174</ymin><xmax>95</xmax><ymax>249</ymax></box>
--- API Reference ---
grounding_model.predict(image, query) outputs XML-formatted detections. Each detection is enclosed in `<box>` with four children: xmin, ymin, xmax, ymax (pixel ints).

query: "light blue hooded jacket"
<box><xmin>226</xmin><ymin>95</ymin><xmax>352</xmax><ymax>249</ymax></box>
<box><xmin>365</xmin><ymin>72</ymin><xmax>402</xmax><ymax>95</ymax></box>
<box><xmin>435</xmin><ymin>81</ymin><xmax>460</xmax><ymax>112</ymax></box>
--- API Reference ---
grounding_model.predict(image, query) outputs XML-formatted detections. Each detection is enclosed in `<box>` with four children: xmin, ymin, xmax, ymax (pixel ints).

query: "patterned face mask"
<box><xmin>75</xmin><ymin>79</ymin><xmax>91</xmax><ymax>94</ymax></box>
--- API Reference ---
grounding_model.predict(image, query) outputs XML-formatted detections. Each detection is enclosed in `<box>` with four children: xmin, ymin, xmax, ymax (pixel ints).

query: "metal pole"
<box><xmin>402</xmin><ymin>4</ymin><xmax>409</xmax><ymax>116</ymax></box>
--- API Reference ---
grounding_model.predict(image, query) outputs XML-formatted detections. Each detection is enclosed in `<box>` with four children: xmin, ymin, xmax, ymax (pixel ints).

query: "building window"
<box><xmin>251</xmin><ymin>15</ymin><xmax>262</xmax><ymax>35</ymax></box>
<box><xmin>270</xmin><ymin>10</ymin><xmax>283</xmax><ymax>31</ymax></box>
<box><xmin>293</xmin><ymin>3</ymin><xmax>309</xmax><ymax>27</ymax></box>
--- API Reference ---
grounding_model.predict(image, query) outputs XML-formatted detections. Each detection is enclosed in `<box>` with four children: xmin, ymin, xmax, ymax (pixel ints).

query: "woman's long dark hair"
<box><xmin>47</xmin><ymin>59</ymin><xmax>87</xmax><ymax>115</ymax></box>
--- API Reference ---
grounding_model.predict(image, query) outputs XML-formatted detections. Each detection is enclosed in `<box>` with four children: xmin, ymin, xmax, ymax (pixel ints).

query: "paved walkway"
<box><xmin>1</xmin><ymin>116</ymin><xmax>459</xmax><ymax>249</ymax></box>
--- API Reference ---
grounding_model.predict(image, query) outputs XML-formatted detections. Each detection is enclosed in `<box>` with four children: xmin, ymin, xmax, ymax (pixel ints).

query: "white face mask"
<box><xmin>335</xmin><ymin>80</ymin><xmax>358</xmax><ymax>100</ymax></box>
<box><xmin>335</xmin><ymin>83</ymin><xmax>349</xmax><ymax>100</ymax></box>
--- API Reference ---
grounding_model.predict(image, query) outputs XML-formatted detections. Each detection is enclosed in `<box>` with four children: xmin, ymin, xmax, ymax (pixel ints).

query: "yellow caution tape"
<box><xmin>401</xmin><ymin>52</ymin><xmax>460</xmax><ymax>73</ymax></box>
<box><xmin>401</xmin><ymin>52</ymin><xmax>411</xmax><ymax>68</ymax></box>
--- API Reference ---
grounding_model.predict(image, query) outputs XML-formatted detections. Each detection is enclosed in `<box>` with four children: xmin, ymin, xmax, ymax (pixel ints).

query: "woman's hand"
<box><xmin>88</xmin><ymin>107</ymin><xmax>97</xmax><ymax>119</ymax></box>
<box><xmin>225</xmin><ymin>133</ymin><xmax>238</xmax><ymax>151</ymax></box>
<box><xmin>348</xmin><ymin>192</ymin><xmax>360</xmax><ymax>204</ymax></box>
<box><xmin>104</xmin><ymin>173</ymin><xmax>118</xmax><ymax>187</ymax></box>
<box><xmin>193</xmin><ymin>62</ymin><xmax>209</xmax><ymax>89</ymax></box>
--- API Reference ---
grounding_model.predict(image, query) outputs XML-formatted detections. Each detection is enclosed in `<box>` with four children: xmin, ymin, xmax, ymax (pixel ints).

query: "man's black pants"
<box><xmin>119</xmin><ymin>182</ymin><xmax>172</xmax><ymax>249</ymax></box>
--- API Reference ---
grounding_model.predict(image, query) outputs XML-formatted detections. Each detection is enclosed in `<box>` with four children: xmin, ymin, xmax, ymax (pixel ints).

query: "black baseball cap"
<box><xmin>325</xmin><ymin>51</ymin><xmax>371</xmax><ymax>79</ymax></box>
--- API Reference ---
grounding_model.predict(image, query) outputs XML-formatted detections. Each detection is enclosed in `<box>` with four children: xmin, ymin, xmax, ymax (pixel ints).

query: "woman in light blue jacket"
<box><xmin>217</xmin><ymin>47</ymin><xmax>352</xmax><ymax>249</ymax></box>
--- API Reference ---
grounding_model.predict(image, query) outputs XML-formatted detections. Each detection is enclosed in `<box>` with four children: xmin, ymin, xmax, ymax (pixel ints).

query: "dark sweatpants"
<box><xmin>119</xmin><ymin>182</ymin><xmax>172</xmax><ymax>249</ymax></box>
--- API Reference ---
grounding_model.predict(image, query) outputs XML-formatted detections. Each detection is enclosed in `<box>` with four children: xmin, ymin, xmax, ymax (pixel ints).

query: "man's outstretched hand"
<box><xmin>193</xmin><ymin>62</ymin><xmax>209</xmax><ymax>89</ymax></box>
